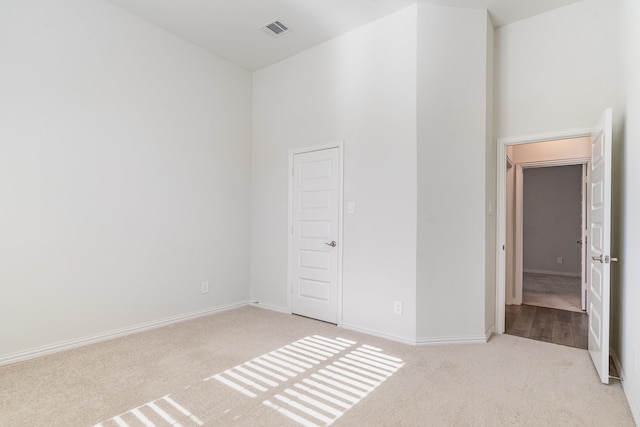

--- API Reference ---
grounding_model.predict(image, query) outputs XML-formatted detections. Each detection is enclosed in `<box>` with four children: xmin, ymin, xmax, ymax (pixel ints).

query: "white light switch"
<box><xmin>347</xmin><ymin>201</ymin><xmax>355</xmax><ymax>215</ymax></box>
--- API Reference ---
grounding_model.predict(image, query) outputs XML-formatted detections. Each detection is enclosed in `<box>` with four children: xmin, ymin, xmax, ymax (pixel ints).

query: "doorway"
<box><xmin>503</xmin><ymin>139</ymin><xmax>590</xmax><ymax>349</ymax></box>
<box><xmin>496</xmin><ymin>109</ymin><xmax>614</xmax><ymax>383</ymax></box>
<box><xmin>496</xmin><ymin>131</ymin><xmax>593</xmax><ymax>335</ymax></box>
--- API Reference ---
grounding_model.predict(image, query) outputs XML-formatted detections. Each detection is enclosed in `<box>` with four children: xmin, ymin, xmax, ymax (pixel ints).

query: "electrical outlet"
<box><xmin>393</xmin><ymin>301</ymin><xmax>402</xmax><ymax>315</ymax></box>
<box><xmin>557</xmin><ymin>257</ymin><xmax>563</xmax><ymax>264</ymax></box>
<box><xmin>201</xmin><ymin>281</ymin><xmax>209</xmax><ymax>294</ymax></box>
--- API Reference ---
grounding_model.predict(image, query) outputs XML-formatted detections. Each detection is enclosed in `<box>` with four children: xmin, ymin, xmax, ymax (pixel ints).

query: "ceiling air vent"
<box><xmin>260</xmin><ymin>20</ymin><xmax>291</xmax><ymax>37</ymax></box>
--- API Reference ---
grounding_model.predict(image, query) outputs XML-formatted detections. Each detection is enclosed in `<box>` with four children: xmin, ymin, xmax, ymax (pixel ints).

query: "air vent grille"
<box><xmin>261</xmin><ymin>20</ymin><xmax>291</xmax><ymax>37</ymax></box>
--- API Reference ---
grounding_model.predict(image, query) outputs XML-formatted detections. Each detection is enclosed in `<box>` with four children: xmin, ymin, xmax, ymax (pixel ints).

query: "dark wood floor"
<box><xmin>505</xmin><ymin>304</ymin><xmax>588</xmax><ymax>350</ymax></box>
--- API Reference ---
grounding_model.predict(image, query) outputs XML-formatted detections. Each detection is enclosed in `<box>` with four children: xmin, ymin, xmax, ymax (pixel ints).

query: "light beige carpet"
<box><xmin>0</xmin><ymin>306</ymin><xmax>634</xmax><ymax>426</ymax></box>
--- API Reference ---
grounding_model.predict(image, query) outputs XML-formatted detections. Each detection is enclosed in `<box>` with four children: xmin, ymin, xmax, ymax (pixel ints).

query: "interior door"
<box><xmin>588</xmin><ymin>108</ymin><xmax>613</xmax><ymax>384</ymax></box>
<box><xmin>291</xmin><ymin>147</ymin><xmax>340</xmax><ymax>324</ymax></box>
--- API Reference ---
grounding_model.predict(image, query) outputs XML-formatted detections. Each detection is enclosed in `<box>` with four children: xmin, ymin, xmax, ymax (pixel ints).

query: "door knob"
<box><xmin>592</xmin><ymin>254</ymin><xmax>619</xmax><ymax>263</ymax></box>
<box><xmin>325</xmin><ymin>241</ymin><xmax>337</xmax><ymax>247</ymax></box>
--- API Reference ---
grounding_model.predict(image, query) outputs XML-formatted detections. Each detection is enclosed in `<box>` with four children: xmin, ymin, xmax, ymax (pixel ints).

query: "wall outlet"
<box><xmin>393</xmin><ymin>300</ymin><xmax>402</xmax><ymax>315</ymax></box>
<box><xmin>557</xmin><ymin>257</ymin><xmax>563</xmax><ymax>264</ymax></box>
<box><xmin>201</xmin><ymin>281</ymin><xmax>209</xmax><ymax>294</ymax></box>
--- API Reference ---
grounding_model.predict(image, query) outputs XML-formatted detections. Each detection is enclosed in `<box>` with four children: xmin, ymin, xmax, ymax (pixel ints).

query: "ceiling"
<box><xmin>107</xmin><ymin>0</ymin><xmax>582</xmax><ymax>71</ymax></box>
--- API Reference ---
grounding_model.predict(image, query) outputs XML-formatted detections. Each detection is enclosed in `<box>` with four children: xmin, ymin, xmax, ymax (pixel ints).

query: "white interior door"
<box><xmin>581</xmin><ymin>164</ymin><xmax>589</xmax><ymax>311</ymax></box>
<box><xmin>290</xmin><ymin>147</ymin><xmax>340</xmax><ymax>324</ymax></box>
<box><xmin>588</xmin><ymin>108</ymin><xmax>613</xmax><ymax>384</ymax></box>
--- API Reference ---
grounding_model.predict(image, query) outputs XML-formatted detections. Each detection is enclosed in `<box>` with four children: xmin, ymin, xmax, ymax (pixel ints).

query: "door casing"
<box><xmin>287</xmin><ymin>141</ymin><xmax>344</xmax><ymax>325</ymax></box>
<box><xmin>510</xmin><ymin>160</ymin><xmax>589</xmax><ymax>307</ymax></box>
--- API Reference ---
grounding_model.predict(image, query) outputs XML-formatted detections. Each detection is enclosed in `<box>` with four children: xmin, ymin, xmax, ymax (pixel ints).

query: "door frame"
<box><xmin>496</xmin><ymin>128</ymin><xmax>593</xmax><ymax>333</ymax></box>
<box><xmin>512</xmin><ymin>159</ymin><xmax>589</xmax><ymax>308</ymax></box>
<box><xmin>287</xmin><ymin>141</ymin><xmax>344</xmax><ymax>326</ymax></box>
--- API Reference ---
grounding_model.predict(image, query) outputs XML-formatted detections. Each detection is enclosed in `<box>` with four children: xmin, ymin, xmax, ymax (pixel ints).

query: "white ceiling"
<box><xmin>107</xmin><ymin>0</ymin><xmax>582</xmax><ymax>71</ymax></box>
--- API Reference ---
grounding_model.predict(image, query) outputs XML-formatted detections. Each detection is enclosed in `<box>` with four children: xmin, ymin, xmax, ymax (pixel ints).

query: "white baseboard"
<box><xmin>340</xmin><ymin>322</ymin><xmax>416</xmax><ymax>346</ymax></box>
<box><xmin>0</xmin><ymin>301</ymin><xmax>251</xmax><ymax>367</ymax></box>
<box><xmin>485</xmin><ymin>326</ymin><xmax>495</xmax><ymax>342</ymax></box>
<box><xmin>611</xmin><ymin>350</ymin><xmax>640</xmax><ymax>426</ymax></box>
<box><xmin>523</xmin><ymin>269</ymin><xmax>580</xmax><ymax>277</ymax></box>
<box><xmin>416</xmin><ymin>333</ymin><xmax>490</xmax><ymax>346</ymax></box>
<box><xmin>341</xmin><ymin>323</ymin><xmax>492</xmax><ymax>346</ymax></box>
<box><xmin>250</xmin><ymin>302</ymin><xmax>290</xmax><ymax>315</ymax></box>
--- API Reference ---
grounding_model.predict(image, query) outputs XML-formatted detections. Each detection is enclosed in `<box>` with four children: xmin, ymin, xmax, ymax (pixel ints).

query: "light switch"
<box><xmin>347</xmin><ymin>201</ymin><xmax>355</xmax><ymax>215</ymax></box>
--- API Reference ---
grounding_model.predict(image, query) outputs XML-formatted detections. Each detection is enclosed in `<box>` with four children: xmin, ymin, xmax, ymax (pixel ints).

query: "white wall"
<box><xmin>522</xmin><ymin>165</ymin><xmax>583</xmax><ymax>275</ymax></box>
<box><xmin>498</xmin><ymin>0</ymin><xmax>639</xmax><ymax>420</ymax></box>
<box><xmin>496</xmin><ymin>0</ymin><xmax>620</xmax><ymax>312</ymax></box>
<box><xmin>484</xmin><ymin>14</ymin><xmax>497</xmax><ymax>336</ymax></box>
<box><xmin>251</xmin><ymin>6</ymin><xmax>418</xmax><ymax>341</ymax></box>
<box><xmin>0</xmin><ymin>0</ymin><xmax>252</xmax><ymax>361</ymax></box>
<box><xmin>416</xmin><ymin>5</ymin><xmax>493</xmax><ymax>341</ymax></box>
<box><xmin>617</xmin><ymin>0</ymin><xmax>640</xmax><ymax>422</ymax></box>
<box><xmin>496</xmin><ymin>0</ymin><xmax>620</xmax><ymax>138</ymax></box>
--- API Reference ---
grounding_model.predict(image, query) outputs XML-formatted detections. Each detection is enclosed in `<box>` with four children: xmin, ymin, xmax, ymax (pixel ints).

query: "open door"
<box><xmin>588</xmin><ymin>108</ymin><xmax>614</xmax><ymax>384</ymax></box>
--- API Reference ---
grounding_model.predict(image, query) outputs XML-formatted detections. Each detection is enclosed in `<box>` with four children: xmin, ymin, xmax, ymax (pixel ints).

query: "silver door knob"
<box><xmin>592</xmin><ymin>254</ymin><xmax>603</xmax><ymax>263</ymax></box>
<box><xmin>325</xmin><ymin>241</ymin><xmax>337</xmax><ymax>247</ymax></box>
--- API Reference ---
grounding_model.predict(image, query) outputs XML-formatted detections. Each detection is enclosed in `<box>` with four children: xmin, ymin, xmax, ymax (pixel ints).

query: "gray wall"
<box><xmin>523</xmin><ymin>166</ymin><xmax>583</xmax><ymax>275</ymax></box>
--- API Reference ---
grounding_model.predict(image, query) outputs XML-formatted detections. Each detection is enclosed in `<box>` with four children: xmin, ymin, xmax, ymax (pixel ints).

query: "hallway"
<box><xmin>523</xmin><ymin>272</ymin><xmax>582</xmax><ymax>312</ymax></box>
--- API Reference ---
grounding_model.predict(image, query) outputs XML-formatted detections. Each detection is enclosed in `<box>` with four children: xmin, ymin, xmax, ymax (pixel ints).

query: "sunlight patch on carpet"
<box><xmin>212</xmin><ymin>336</ymin><xmax>404</xmax><ymax>426</ymax></box>
<box><xmin>93</xmin><ymin>335</ymin><xmax>403</xmax><ymax>427</ymax></box>
<box><xmin>94</xmin><ymin>395</ymin><xmax>203</xmax><ymax>427</ymax></box>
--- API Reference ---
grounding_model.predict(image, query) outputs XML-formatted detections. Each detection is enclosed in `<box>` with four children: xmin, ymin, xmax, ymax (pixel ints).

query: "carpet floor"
<box><xmin>0</xmin><ymin>306</ymin><xmax>634</xmax><ymax>426</ymax></box>
<box><xmin>523</xmin><ymin>273</ymin><xmax>582</xmax><ymax>312</ymax></box>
